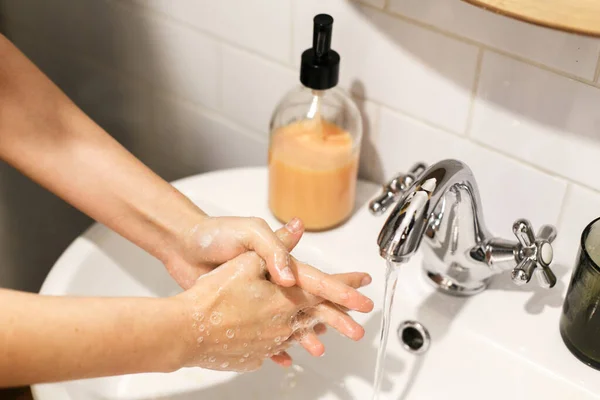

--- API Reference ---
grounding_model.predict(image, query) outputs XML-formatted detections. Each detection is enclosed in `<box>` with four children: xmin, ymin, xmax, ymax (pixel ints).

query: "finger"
<box><xmin>274</xmin><ymin>217</ymin><xmax>304</xmax><ymax>252</ymax></box>
<box><xmin>312</xmin><ymin>302</ymin><xmax>365</xmax><ymax>341</ymax></box>
<box><xmin>244</xmin><ymin>218</ymin><xmax>297</xmax><ymax>287</ymax></box>
<box><xmin>314</xmin><ymin>323</ymin><xmax>327</xmax><ymax>335</ymax></box>
<box><xmin>290</xmin><ymin>262</ymin><xmax>374</xmax><ymax>312</ymax></box>
<box><xmin>271</xmin><ymin>351</ymin><xmax>293</xmax><ymax>367</ymax></box>
<box><xmin>297</xmin><ymin>331</ymin><xmax>325</xmax><ymax>357</ymax></box>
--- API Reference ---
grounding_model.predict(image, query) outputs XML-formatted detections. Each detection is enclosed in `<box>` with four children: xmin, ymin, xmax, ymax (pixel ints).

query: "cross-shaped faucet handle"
<box><xmin>511</xmin><ymin>219</ymin><xmax>557</xmax><ymax>288</ymax></box>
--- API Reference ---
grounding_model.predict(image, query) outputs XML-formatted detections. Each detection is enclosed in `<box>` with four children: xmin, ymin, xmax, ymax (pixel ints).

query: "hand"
<box><xmin>165</xmin><ymin>216</ymin><xmax>305</xmax><ymax>289</ymax></box>
<box><xmin>172</xmin><ymin>249</ymin><xmax>373</xmax><ymax>372</ymax></box>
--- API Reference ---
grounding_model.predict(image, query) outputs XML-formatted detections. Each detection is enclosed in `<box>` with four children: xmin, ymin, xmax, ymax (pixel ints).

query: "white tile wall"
<box><xmin>293</xmin><ymin>0</ymin><xmax>480</xmax><ymax>133</ymax></box>
<box><xmin>222</xmin><ymin>47</ymin><xmax>296</xmax><ymax>134</ymax></box>
<box><xmin>124</xmin><ymin>0</ymin><xmax>292</xmax><ymax>64</ymax></box>
<box><xmin>471</xmin><ymin>51</ymin><xmax>600</xmax><ymax>191</ymax></box>
<box><xmin>2</xmin><ymin>0</ymin><xmax>600</xmax><ymax>288</ymax></box>
<box><xmin>387</xmin><ymin>0</ymin><xmax>600</xmax><ymax>80</ymax></box>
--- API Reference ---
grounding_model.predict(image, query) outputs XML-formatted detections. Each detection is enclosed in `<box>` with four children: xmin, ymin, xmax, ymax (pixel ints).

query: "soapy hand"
<box><xmin>165</xmin><ymin>216</ymin><xmax>303</xmax><ymax>289</ymax></box>
<box><xmin>174</xmin><ymin>246</ymin><xmax>373</xmax><ymax>372</ymax></box>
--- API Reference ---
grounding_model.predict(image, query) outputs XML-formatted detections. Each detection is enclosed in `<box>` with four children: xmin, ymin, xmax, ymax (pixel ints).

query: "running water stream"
<box><xmin>371</xmin><ymin>260</ymin><xmax>402</xmax><ymax>400</ymax></box>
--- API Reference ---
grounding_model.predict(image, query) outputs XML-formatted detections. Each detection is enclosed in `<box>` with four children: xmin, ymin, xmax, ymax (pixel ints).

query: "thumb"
<box><xmin>274</xmin><ymin>218</ymin><xmax>305</xmax><ymax>252</ymax></box>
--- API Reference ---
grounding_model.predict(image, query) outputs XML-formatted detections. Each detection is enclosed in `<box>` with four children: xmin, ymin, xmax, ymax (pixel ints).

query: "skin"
<box><xmin>0</xmin><ymin>34</ymin><xmax>374</xmax><ymax>386</ymax></box>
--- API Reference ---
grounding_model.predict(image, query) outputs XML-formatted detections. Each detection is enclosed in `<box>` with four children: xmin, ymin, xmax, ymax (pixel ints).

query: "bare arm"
<box><xmin>0</xmin><ymin>33</ymin><xmax>296</xmax><ymax>286</ymax></box>
<box><xmin>0</xmin><ymin>289</ymin><xmax>184</xmax><ymax>386</ymax></box>
<box><xmin>0</xmin><ymin>33</ymin><xmax>205</xmax><ymax>266</ymax></box>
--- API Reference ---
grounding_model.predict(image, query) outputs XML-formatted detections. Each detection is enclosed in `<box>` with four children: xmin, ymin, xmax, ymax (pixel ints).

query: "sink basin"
<box><xmin>33</xmin><ymin>168</ymin><xmax>600</xmax><ymax>400</ymax></box>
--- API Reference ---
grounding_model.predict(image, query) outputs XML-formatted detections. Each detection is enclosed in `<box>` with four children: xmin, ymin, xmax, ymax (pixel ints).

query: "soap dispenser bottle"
<box><xmin>268</xmin><ymin>14</ymin><xmax>362</xmax><ymax>231</ymax></box>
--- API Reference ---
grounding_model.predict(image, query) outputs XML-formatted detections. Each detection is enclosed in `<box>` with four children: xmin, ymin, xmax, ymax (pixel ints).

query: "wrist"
<box><xmin>151</xmin><ymin>296</ymin><xmax>193</xmax><ymax>373</ymax></box>
<box><xmin>145</xmin><ymin>188</ymin><xmax>208</xmax><ymax>265</ymax></box>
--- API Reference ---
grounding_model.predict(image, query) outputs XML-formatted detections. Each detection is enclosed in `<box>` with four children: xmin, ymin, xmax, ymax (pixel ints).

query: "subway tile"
<box><xmin>222</xmin><ymin>46</ymin><xmax>297</xmax><ymax>135</ymax></box>
<box><xmin>388</xmin><ymin>0</ymin><xmax>600</xmax><ymax>80</ymax></box>
<box><xmin>123</xmin><ymin>0</ymin><xmax>292</xmax><ymax>64</ymax></box>
<box><xmin>151</xmin><ymin>96</ymin><xmax>267</xmax><ymax>181</ymax></box>
<box><xmin>471</xmin><ymin>51</ymin><xmax>600</xmax><ymax>192</ymax></box>
<box><xmin>556</xmin><ymin>185</ymin><xmax>600</xmax><ymax>266</ymax></box>
<box><xmin>378</xmin><ymin>108</ymin><xmax>566</xmax><ymax>238</ymax></box>
<box><xmin>2</xmin><ymin>0</ymin><xmax>221</xmax><ymax>110</ymax></box>
<box><xmin>292</xmin><ymin>0</ymin><xmax>479</xmax><ymax>134</ymax></box>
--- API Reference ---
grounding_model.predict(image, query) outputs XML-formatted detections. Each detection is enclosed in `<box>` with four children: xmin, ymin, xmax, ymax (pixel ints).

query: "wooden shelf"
<box><xmin>463</xmin><ymin>0</ymin><xmax>600</xmax><ymax>37</ymax></box>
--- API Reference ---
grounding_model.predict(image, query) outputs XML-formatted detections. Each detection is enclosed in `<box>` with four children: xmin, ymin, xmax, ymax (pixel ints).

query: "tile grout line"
<box><xmin>357</xmin><ymin>2</ymin><xmax>600</xmax><ymax>87</ymax></box>
<box><xmin>469</xmin><ymin>135</ymin><xmax>600</xmax><ymax>196</ymax></box>
<box><xmin>555</xmin><ymin>182</ymin><xmax>572</xmax><ymax>228</ymax></box>
<box><xmin>464</xmin><ymin>47</ymin><xmax>485</xmax><ymax>137</ymax></box>
<box><xmin>594</xmin><ymin>51</ymin><xmax>600</xmax><ymax>83</ymax></box>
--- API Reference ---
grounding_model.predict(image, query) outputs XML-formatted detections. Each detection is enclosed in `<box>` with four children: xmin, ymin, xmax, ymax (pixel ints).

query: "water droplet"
<box><xmin>244</xmin><ymin>353</ymin><xmax>250</xmax><ymax>358</ymax></box>
<box><xmin>220</xmin><ymin>362</ymin><xmax>229</xmax><ymax>368</ymax></box>
<box><xmin>215</xmin><ymin>339</ymin><xmax>220</xmax><ymax>344</ymax></box>
<box><xmin>274</xmin><ymin>336</ymin><xmax>282</xmax><ymax>344</ymax></box>
<box><xmin>209</xmin><ymin>356</ymin><xmax>216</xmax><ymax>363</ymax></box>
<box><xmin>267</xmin><ymin>346</ymin><xmax>272</xmax><ymax>351</ymax></box>
<box><xmin>223</xmin><ymin>344</ymin><xmax>228</xmax><ymax>349</ymax></box>
<box><xmin>272</xmin><ymin>314</ymin><xmax>281</xmax><ymax>322</ymax></box>
<box><xmin>239</xmin><ymin>358</ymin><xmax>245</xmax><ymax>363</ymax></box>
<box><xmin>206</xmin><ymin>330</ymin><xmax>211</xmax><ymax>336</ymax></box>
<box><xmin>256</xmin><ymin>330</ymin><xmax>262</xmax><ymax>337</ymax></box>
<box><xmin>197</xmin><ymin>312</ymin><xmax>204</xmax><ymax>322</ymax></box>
<box><xmin>265</xmin><ymin>352</ymin><xmax>273</xmax><ymax>358</ymax></box>
<box><xmin>210</xmin><ymin>311</ymin><xmax>223</xmax><ymax>325</ymax></box>
<box><xmin>226</xmin><ymin>329</ymin><xmax>235</xmax><ymax>339</ymax></box>
<box><xmin>198</xmin><ymin>324</ymin><xmax>205</xmax><ymax>332</ymax></box>
<box><xmin>243</xmin><ymin>343</ymin><xmax>248</xmax><ymax>348</ymax></box>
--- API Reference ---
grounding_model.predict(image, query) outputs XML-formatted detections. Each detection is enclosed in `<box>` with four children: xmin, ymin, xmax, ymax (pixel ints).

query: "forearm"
<box><xmin>0</xmin><ymin>34</ymin><xmax>203</xmax><ymax>263</ymax></box>
<box><xmin>0</xmin><ymin>289</ymin><xmax>185</xmax><ymax>386</ymax></box>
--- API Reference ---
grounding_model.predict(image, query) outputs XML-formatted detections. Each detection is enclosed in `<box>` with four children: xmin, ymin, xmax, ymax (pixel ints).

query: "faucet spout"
<box><xmin>372</xmin><ymin>159</ymin><xmax>558</xmax><ymax>296</ymax></box>
<box><xmin>377</xmin><ymin>160</ymin><xmax>488</xmax><ymax>263</ymax></box>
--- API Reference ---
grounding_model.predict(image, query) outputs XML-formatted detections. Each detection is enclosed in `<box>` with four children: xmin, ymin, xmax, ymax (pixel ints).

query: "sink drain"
<box><xmin>397</xmin><ymin>321</ymin><xmax>430</xmax><ymax>354</ymax></box>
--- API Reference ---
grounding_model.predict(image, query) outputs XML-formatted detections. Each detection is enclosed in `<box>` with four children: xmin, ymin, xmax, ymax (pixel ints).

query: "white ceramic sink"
<box><xmin>33</xmin><ymin>168</ymin><xmax>600</xmax><ymax>400</ymax></box>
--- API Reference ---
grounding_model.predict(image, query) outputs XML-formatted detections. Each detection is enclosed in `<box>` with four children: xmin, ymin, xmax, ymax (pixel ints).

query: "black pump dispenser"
<box><xmin>300</xmin><ymin>14</ymin><xmax>340</xmax><ymax>90</ymax></box>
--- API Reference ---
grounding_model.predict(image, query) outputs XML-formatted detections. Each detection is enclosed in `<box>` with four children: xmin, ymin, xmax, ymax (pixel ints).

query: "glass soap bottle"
<box><xmin>268</xmin><ymin>14</ymin><xmax>362</xmax><ymax>231</ymax></box>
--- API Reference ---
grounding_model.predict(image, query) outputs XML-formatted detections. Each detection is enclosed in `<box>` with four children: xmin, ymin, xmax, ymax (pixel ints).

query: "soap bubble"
<box><xmin>206</xmin><ymin>330</ymin><xmax>211</xmax><ymax>336</ymax></box>
<box><xmin>198</xmin><ymin>324</ymin><xmax>205</xmax><ymax>332</ymax></box>
<box><xmin>243</xmin><ymin>353</ymin><xmax>250</xmax><ymax>358</ymax></box>
<box><xmin>223</xmin><ymin>344</ymin><xmax>228</xmax><ymax>350</ymax></box>
<box><xmin>215</xmin><ymin>339</ymin><xmax>220</xmax><ymax>344</ymax></box>
<box><xmin>243</xmin><ymin>343</ymin><xmax>248</xmax><ymax>348</ymax></box>
<box><xmin>274</xmin><ymin>336</ymin><xmax>282</xmax><ymax>344</ymax></box>
<box><xmin>210</xmin><ymin>311</ymin><xmax>223</xmax><ymax>325</ymax></box>
<box><xmin>226</xmin><ymin>329</ymin><xmax>235</xmax><ymax>339</ymax></box>
<box><xmin>221</xmin><ymin>362</ymin><xmax>229</xmax><ymax>369</ymax></box>
<box><xmin>197</xmin><ymin>337</ymin><xmax>204</xmax><ymax>344</ymax></box>
<box><xmin>208</xmin><ymin>356</ymin><xmax>216</xmax><ymax>363</ymax></box>
<box><xmin>239</xmin><ymin>358</ymin><xmax>246</xmax><ymax>363</ymax></box>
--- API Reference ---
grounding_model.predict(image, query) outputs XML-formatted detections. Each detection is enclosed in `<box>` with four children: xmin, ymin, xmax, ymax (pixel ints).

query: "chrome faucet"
<box><xmin>370</xmin><ymin>159</ymin><xmax>557</xmax><ymax>296</ymax></box>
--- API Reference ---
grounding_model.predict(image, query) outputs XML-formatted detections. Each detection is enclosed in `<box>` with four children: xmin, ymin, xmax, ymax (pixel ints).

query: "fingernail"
<box><xmin>285</xmin><ymin>218</ymin><xmax>302</xmax><ymax>233</ymax></box>
<box><xmin>280</xmin><ymin>266</ymin><xmax>295</xmax><ymax>282</ymax></box>
<box><xmin>360</xmin><ymin>276</ymin><xmax>372</xmax><ymax>287</ymax></box>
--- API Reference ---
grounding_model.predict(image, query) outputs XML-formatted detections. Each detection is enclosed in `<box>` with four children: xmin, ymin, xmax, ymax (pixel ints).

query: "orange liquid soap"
<box><xmin>268</xmin><ymin>119</ymin><xmax>358</xmax><ymax>231</ymax></box>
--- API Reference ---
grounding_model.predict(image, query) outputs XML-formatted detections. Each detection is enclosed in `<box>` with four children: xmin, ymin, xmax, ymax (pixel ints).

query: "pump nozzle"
<box><xmin>300</xmin><ymin>14</ymin><xmax>340</xmax><ymax>91</ymax></box>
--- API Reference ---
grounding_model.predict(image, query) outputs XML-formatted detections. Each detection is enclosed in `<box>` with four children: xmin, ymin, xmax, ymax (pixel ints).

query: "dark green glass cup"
<box><xmin>560</xmin><ymin>217</ymin><xmax>600</xmax><ymax>370</ymax></box>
